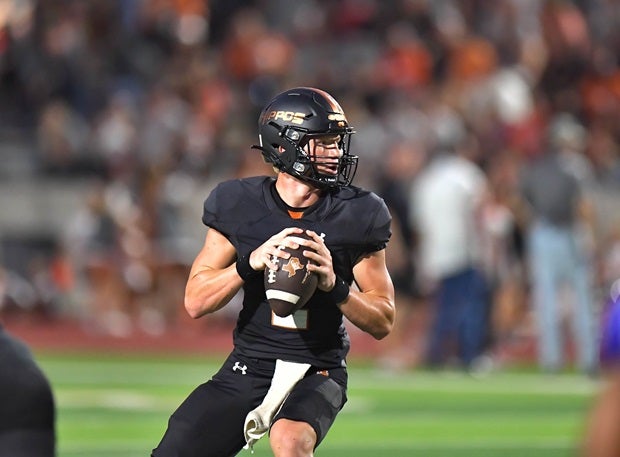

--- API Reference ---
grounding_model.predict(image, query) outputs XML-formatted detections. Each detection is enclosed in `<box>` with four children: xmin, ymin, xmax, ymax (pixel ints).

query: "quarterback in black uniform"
<box><xmin>152</xmin><ymin>87</ymin><xmax>395</xmax><ymax>457</ymax></box>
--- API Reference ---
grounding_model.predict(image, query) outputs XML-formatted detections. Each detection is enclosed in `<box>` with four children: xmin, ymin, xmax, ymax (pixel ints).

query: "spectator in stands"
<box><xmin>519</xmin><ymin>113</ymin><xmax>598</xmax><ymax>375</ymax></box>
<box><xmin>410</xmin><ymin>107</ymin><xmax>491</xmax><ymax>371</ymax></box>
<box><xmin>481</xmin><ymin>151</ymin><xmax>528</xmax><ymax>359</ymax></box>
<box><xmin>376</xmin><ymin>139</ymin><xmax>428</xmax><ymax>370</ymax></box>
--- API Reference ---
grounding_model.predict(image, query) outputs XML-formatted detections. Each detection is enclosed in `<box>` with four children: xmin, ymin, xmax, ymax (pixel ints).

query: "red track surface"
<box><xmin>2</xmin><ymin>311</ymin><xmax>537</xmax><ymax>371</ymax></box>
<box><xmin>1</xmin><ymin>313</ymin><xmax>389</xmax><ymax>359</ymax></box>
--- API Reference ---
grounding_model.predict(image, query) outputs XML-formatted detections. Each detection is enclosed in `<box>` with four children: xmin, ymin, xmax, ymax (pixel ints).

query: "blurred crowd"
<box><xmin>1</xmin><ymin>0</ymin><xmax>620</xmax><ymax>372</ymax></box>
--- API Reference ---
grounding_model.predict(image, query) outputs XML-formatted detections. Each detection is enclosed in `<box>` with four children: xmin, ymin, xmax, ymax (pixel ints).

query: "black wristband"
<box><xmin>327</xmin><ymin>276</ymin><xmax>350</xmax><ymax>304</ymax></box>
<box><xmin>235</xmin><ymin>254</ymin><xmax>261</xmax><ymax>281</ymax></box>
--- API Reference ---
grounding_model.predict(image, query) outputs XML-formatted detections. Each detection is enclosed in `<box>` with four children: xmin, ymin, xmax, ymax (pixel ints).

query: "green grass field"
<box><xmin>37</xmin><ymin>352</ymin><xmax>599</xmax><ymax>457</ymax></box>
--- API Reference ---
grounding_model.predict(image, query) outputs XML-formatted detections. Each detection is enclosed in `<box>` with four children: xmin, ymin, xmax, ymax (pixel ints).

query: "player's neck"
<box><xmin>275</xmin><ymin>173</ymin><xmax>322</xmax><ymax>208</ymax></box>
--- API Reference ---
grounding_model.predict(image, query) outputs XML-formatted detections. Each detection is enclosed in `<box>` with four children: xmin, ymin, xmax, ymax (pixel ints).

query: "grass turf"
<box><xmin>36</xmin><ymin>352</ymin><xmax>599</xmax><ymax>457</ymax></box>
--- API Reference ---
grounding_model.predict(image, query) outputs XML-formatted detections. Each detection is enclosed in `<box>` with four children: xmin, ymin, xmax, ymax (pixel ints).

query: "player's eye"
<box><xmin>317</xmin><ymin>136</ymin><xmax>341</xmax><ymax>148</ymax></box>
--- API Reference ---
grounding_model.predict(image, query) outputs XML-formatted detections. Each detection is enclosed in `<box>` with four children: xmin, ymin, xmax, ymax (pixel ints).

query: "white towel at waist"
<box><xmin>243</xmin><ymin>359</ymin><xmax>311</xmax><ymax>451</ymax></box>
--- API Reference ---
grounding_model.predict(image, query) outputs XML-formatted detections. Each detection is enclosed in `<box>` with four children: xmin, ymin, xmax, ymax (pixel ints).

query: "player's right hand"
<box><xmin>249</xmin><ymin>227</ymin><xmax>305</xmax><ymax>272</ymax></box>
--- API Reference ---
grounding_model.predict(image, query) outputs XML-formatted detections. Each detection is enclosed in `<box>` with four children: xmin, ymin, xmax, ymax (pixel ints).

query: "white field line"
<box><xmin>349</xmin><ymin>371</ymin><xmax>599</xmax><ymax>396</ymax></box>
<box><xmin>58</xmin><ymin>438</ymin><xmax>575</xmax><ymax>452</ymax></box>
<box><xmin>56</xmin><ymin>389</ymin><xmax>177</xmax><ymax>410</ymax></box>
<box><xmin>44</xmin><ymin>357</ymin><xmax>599</xmax><ymax>397</ymax></box>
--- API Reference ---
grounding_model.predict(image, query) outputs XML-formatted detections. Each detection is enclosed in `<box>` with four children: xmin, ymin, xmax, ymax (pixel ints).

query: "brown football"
<box><xmin>264</xmin><ymin>232</ymin><xmax>318</xmax><ymax>317</ymax></box>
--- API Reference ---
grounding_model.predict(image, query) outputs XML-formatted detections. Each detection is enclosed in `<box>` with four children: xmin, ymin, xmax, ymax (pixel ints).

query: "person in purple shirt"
<box><xmin>582</xmin><ymin>280</ymin><xmax>620</xmax><ymax>457</ymax></box>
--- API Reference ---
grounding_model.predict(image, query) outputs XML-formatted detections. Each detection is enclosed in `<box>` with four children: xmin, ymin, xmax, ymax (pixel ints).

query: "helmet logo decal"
<box><xmin>327</xmin><ymin>113</ymin><xmax>346</xmax><ymax>122</ymax></box>
<box><xmin>263</xmin><ymin>110</ymin><xmax>306</xmax><ymax>125</ymax></box>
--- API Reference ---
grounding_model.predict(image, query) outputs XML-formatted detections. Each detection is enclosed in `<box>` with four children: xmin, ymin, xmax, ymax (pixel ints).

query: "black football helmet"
<box><xmin>253</xmin><ymin>87</ymin><xmax>358</xmax><ymax>188</ymax></box>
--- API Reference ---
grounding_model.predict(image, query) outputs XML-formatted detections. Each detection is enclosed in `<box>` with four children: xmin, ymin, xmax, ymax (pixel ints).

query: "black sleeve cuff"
<box><xmin>326</xmin><ymin>276</ymin><xmax>350</xmax><ymax>304</ymax></box>
<box><xmin>235</xmin><ymin>254</ymin><xmax>261</xmax><ymax>281</ymax></box>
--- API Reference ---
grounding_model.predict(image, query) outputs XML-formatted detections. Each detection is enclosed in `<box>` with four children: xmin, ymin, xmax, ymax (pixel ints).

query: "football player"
<box><xmin>0</xmin><ymin>324</ymin><xmax>55</xmax><ymax>457</ymax></box>
<box><xmin>152</xmin><ymin>87</ymin><xmax>395</xmax><ymax>457</ymax></box>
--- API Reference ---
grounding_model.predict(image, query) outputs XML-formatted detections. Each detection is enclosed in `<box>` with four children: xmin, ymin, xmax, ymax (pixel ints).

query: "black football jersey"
<box><xmin>202</xmin><ymin>176</ymin><xmax>391</xmax><ymax>367</ymax></box>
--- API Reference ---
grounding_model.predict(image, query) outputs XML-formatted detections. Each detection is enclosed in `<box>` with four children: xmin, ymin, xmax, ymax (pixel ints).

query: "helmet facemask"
<box><xmin>258</xmin><ymin>122</ymin><xmax>358</xmax><ymax>188</ymax></box>
<box><xmin>301</xmin><ymin>131</ymin><xmax>357</xmax><ymax>188</ymax></box>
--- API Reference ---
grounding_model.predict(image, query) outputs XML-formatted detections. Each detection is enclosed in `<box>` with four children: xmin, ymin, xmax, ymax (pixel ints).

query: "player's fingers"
<box><xmin>264</xmin><ymin>228</ymin><xmax>308</xmax><ymax>269</ymax></box>
<box><xmin>266</xmin><ymin>244</ymin><xmax>294</xmax><ymax>270</ymax></box>
<box><xmin>281</xmin><ymin>236</ymin><xmax>304</xmax><ymax>250</ymax></box>
<box><xmin>304</xmin><ymin>230</ymin><xmax>325</xmax><ymax>246</ymax></box>
<box><xmin>270</xmin><ymin>228</ymin><xmax>303</xmax><ymax>249</ymax></box>
<box><xmin>277</xmin><ymin>227</ymin><xmax>304</xmax><ymax>240</ymax></box>
<box><xmin>302</xmin><ymin>249</ymin><xmax>323</xmax><ymax>266</ymax></box>
<box><xmin>297</xmin><ymin>231</ymin><xmax>328</xmax><ymax>258</ymax></box>
<box><xmin>265</xmin><ymin>255</ymin><xmax>279</xmax><ymax>271</ymax></box>
<box><xmin>306</xmin><ymin>257</ymin><xmax>334</xmax><ymax>284</ymax></box>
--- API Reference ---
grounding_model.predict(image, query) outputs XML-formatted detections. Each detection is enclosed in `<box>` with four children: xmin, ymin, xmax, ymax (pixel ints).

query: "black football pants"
<box><xmin>151</xmin><ymin>351</ymin><xmax>347</xmax><ymax>457</ymax></box>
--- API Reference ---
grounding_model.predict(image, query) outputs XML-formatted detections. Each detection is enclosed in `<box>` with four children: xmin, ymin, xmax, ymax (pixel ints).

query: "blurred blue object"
<box><xmin>600</xmin><ymin>281</ymin><xmax>620</xmax><ymax>368</ymax></box>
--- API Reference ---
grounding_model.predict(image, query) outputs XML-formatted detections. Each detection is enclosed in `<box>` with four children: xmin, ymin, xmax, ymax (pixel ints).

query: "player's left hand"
<box><xmin>299</xmin><ymin>230</ymin><xmax>337</xmax><ymax>292</ymax></box>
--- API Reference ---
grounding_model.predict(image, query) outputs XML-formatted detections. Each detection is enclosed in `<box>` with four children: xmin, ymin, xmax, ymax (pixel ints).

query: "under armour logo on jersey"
<box><xmin>232</xmin><ymin>361</ymin><xmax>247</xmax><ymax>375</ymax></box>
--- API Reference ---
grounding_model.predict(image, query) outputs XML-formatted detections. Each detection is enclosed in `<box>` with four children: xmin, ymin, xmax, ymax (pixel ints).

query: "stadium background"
<box><xmin>0</xmin><ymin>0</ymin><xmax>619</xmax><ymax>455</ymax></box>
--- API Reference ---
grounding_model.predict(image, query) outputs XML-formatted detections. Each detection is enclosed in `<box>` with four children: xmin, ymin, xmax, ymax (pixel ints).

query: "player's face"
<box><xmin>306</xmin><ymin>135</ymin><xmax>342</xmax><ymax>175</ymax></box>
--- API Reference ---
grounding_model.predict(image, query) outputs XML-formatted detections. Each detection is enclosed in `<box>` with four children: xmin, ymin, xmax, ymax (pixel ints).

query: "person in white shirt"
<box><xmin>410</xmin><ymin>111</ymin><xmax>491</xmax><ymax>371</ymax></box>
